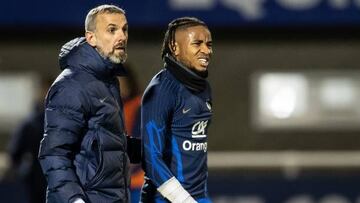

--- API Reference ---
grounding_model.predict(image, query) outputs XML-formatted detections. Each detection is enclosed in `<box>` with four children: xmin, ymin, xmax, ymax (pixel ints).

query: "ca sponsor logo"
<box><xmin>192</xmin><ymin>120</ymin><xmax>208</xmax><ymax>138</ymax></box>
<box><xmin>182</xmin><ymin>140</ymin><xmax>207</xmax><ymax>152</ymax></box>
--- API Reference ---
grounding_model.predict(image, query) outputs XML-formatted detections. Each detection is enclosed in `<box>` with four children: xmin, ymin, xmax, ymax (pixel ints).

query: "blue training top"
<box><xmin>141</xmin><ymin>66</ymin><xmax>212</xmax><ymax>201</ymax></box>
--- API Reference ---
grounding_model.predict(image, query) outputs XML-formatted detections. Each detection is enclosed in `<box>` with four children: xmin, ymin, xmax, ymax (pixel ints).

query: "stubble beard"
<box><xmin>109</xmin><ymin>51</ymin><xmax>127</xmax><ymax>64</ymax></box>
<box><xmin>97</xmin><ymin>47</ymin><xmax>127</xmax><ymax>64</ymax></box>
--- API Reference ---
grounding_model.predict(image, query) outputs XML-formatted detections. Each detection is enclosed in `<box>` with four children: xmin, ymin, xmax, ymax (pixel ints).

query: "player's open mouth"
<box><xmin>198</xmin><ymin>58</ymin><xmax>209</xmax><ymax>67</ymax></box>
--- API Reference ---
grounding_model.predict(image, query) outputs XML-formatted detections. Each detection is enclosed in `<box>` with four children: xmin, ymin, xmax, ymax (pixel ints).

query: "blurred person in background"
<box><xmin>141</xmin><ymin>17</ymin><xmax>213</xmax><ymax>203</ymax></box>
<box><xmin>5</xmin><ymin>77</ymin><xmax>52</xmax><ymax>203</ymax></box>
<box><xmin>38</xmin><ymin>5</ymin><xmax>140</xmax><ymax>203</ymax></box>
<box><xmin>118</xmin><ymin>64</ymin><xmax>144</xmax><ymax>203</ymax></box>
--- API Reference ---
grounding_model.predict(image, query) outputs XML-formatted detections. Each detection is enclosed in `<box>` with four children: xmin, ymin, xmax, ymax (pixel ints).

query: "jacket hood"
<box><xmin>58</xmin><ymin>37</ymin><xmax>126</xmax><ymax>78</ymax></box>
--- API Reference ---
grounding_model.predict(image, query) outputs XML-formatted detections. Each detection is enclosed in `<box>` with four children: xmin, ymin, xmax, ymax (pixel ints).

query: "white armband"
<box><xmin>157</xmin><ymin>177</ymin><xmax>197</xmax><ymax>203</ymax></box>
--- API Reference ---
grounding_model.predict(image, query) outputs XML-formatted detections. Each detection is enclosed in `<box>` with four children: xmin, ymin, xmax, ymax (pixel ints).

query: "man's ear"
<box><xmin>171</xmin><ymin>42</ymin><xmax>180</xmax><ymax>56</ymax></box>
<box><xmin>85</xmin><ymin>31</ymin><xmax>96</xmax><ymax>46</ymax></box>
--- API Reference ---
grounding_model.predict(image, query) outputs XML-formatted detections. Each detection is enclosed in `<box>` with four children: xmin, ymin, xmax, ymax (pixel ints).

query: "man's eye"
<box><xmin>108</xmin><ymin>27</ymin><xmax>116</xmax><ymax>33</ymax></box>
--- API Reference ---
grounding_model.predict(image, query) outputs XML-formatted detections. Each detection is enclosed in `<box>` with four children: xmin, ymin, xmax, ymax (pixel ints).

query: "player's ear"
<box><xmin>85</xmin><ymin>31</ymin><xmax>97</xmax><ymax>46</ymax></box>
<box><xmin>171</xmin><ymin>42</ymin><xmax>180</xmax><ymax>56</ymax></box>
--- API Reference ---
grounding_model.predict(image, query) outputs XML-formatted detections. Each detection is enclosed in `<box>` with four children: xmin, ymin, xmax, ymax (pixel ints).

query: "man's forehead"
<box><xmin>97</xmin><ymin>12</ymin><xmax>127</xmax><ymax>25</ymax></box>
<box><xmin>175</xmin><ymin>25</ymin><xmax>211</xmax><ymax>40</ymax></box>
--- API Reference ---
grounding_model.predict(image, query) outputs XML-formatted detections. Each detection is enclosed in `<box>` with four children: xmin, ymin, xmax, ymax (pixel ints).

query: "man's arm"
<box><xmin>38</xmin><ymin>83</ymin><xmax>88</xmax><ymax>202</ymax></box>
<box><xmin>142</xmin><ymin>81</ymin><xmax>196</xmax><ymax>203</ymax></box>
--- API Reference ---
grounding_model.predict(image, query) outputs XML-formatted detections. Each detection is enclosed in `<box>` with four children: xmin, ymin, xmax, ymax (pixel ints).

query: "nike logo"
<box><xmin>100</xmin><ymin>97</ymin><xmax>107</xmax><ymax>103</ymax></box>
<box><xmin>206</xmin><ymin>102</ymin><xmax>212</xmax><ymax>111</ymax></box>
<box><xmin>182</xmin><ymin>108</ymin><xmax>191</xmax><ymax>114</ymax></box>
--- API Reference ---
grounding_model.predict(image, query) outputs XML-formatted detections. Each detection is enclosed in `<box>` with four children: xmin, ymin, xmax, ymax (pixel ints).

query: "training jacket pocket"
<box><xmin>84</xmin><ymin>132</ymin><xmax>104</xmax><ymax>188</ymax></box>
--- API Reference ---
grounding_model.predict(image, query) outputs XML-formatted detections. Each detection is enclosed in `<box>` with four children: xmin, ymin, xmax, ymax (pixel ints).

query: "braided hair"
<box><xmin>161</xmin><ymin>17</ymin><xmax>208</xmax><ymax>60</ymax></box>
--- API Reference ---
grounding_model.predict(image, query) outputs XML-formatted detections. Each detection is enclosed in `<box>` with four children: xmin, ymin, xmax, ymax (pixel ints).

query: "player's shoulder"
<box><xmin>145</xmin><ymin>69</ymin><xmax>180</xmax><ymax>93</ymax></box>
<box><xmin>143</xmin><ymin>69</ymin><xmax>180</xmax><ymax>101</ymax></box>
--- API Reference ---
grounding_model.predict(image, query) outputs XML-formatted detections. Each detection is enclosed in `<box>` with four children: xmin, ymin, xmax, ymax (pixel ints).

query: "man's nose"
<box><xmin>201</xmin><ymin>44</ymin><xmax>212</xmax><ymax>55</ymax></box>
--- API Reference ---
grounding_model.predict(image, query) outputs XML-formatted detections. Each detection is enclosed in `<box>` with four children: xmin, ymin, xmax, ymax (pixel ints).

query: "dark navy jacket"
<box><xmin>141</xmin><ymin>65</ymin><xmax>212</xmax><ymax>201</ymax></box>
<box><xmin>38</xmin><ymin>37</ymin><xmax>130</xmax><ymax>203</ymax></box>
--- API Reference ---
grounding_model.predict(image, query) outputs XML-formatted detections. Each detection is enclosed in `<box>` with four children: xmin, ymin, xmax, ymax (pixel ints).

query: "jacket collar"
<box><xmin>164</xmin><ymin>54</ymin><xmax>208</xmax><ymax>92</ymax></box>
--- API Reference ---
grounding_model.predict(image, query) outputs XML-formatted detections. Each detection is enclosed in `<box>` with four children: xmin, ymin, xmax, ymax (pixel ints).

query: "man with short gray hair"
<box><xmin>38</xmin><ymin>4</ymin><xmax>139</xmax><ymax>203</ymax></box>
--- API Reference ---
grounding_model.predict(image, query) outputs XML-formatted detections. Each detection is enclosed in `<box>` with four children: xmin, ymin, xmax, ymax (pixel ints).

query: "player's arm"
<box><xmin>38</xmin><ymin>83</ymin><xmax>88</xmax><ymax>203</ymax></box>
<box><xmin>141</xmin><ymin>81</ymin><xmax>196</xmax><ymax>203</ymax></box>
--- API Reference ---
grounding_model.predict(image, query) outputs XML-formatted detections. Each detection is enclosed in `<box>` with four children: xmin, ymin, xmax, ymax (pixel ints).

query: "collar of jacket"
<box><xmin>59</xmin><ymin>37</ymin><xmax>126</xmax><ymax>80</ymax></box>
<box><xmin>164</xmin><ymin>54</ymin><xmax>207</xmax><ymax>93</ymax></box>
